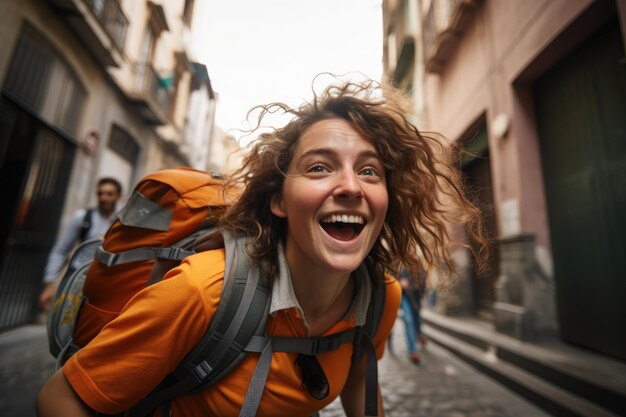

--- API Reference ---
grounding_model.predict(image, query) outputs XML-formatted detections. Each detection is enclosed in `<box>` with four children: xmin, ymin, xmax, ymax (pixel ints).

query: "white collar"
<box><xmin>269</xmin><ymin>244</ymin><xmax>372</xmax><ymax>327</ymax></box>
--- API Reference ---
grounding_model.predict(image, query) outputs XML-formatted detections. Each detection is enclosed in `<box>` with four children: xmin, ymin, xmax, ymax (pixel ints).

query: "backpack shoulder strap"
<box><xmin>351</xmin><ymin>267</ymin><xmax>387</xmax><ymax>417</ymax></box>
<box><xmin>127</xmin><ymin>232</ymin><xmax>271</xmax><ymax>417</ymax></box>
<box><xmin>181</xmin><ymin>232</ymin><xmax>271</xmax><ymax>384</ymax></box>
<box><xmin>78</xmin><ymin>209</ymin><xmax>94</xmax><ymax>242</ymax></box>
<box><xmin>363</xmin><ymin>274</ymin><xmax>387</xmax><ymax>340</ymax></box>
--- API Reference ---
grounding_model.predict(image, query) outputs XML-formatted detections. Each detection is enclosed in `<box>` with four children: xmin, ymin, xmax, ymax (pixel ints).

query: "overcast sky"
<box><xmin>192</xmin><ymin>0</ymin><xmax>384</xmax><ymax>144</ymax></box>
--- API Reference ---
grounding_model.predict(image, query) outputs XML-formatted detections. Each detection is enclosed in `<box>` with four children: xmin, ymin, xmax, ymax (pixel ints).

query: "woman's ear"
<box><xmin>270</xmin><ymin>193</ymin><xmax>287</xmax><ymax>218</ymax></box>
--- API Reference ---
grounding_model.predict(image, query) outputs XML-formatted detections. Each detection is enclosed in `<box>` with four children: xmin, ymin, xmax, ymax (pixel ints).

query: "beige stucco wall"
<box><xmin>0</xmin><ymin>0</ymin><xmax>161</xmax><ymax>230</ymax></box>
<box><xmin>208</xmin><ymin>127</ymin><xmax>245</xmax><ymax>174</ymax></box>
<box><xmin>111</xmin><ymin>0</ymin><xmax>195</xmax><ymax>141</ymax></box>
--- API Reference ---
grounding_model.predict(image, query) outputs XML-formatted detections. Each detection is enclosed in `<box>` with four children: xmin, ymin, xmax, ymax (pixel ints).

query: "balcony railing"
<box><xmin>423</xmin><ymin>0</ymin><xmax>478</xmax><ymax>73</ymax></box>
<box><xmin>84</xmin><ymin>0</ymin><xmax>128</xmax><ymax>51</ymax></box>
<box><xmin>394</xmin><ymin>7</ymin><xmax>408</xmax><ymax>62</ymax></box>
<box><xmin>422</xmin><ymin>0</ymin><xmax>441</xmax><ymax>64</ymax></box>
<box><xmin>133</xmin><ymin>63</ymin><xmax>172</xmax><ymax>124</ymax></box>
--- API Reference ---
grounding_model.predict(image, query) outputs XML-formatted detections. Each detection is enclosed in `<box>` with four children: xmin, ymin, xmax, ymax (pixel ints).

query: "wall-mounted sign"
<box><xmin>501</xmin><ymin>198</ymin><xmax>520</xmax><ymax>236</ymax></box>
<box><xmin>82</xmin><ymin>131</ymin><xmax>99</xmax><ymax>156</ymax></box>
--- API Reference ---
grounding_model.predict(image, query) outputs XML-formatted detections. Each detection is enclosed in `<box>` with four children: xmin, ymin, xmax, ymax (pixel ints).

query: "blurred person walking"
<box><xmin>38</xmin><ymin>177</ymin><xmax>122</xmax><ymax>311</ymax></box>
<box><xmin>398</xmin><ymin>266</ymin><xmax>427</xmax><ymax>364</ymax></box>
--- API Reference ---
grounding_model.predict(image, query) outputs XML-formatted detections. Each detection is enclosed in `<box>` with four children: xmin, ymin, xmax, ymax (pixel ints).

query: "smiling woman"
<box><xmin>223</xmin><ymin>78</ymin><xmax>485</xmax><ymax>282</ymax></box>
<box><xmin>37</xmin><ymin>77</ymin><xmax>486</xmax><ymax>417</ymax></box>
<box><xmin>268</xmin><ymin>118</ymin><xmax>389</xmax><ymax>279</ymax></box>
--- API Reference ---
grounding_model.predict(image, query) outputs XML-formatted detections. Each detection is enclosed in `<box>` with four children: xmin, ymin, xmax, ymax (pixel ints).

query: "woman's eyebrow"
<box><xmin>299</xmin><ymin>148</ymin><xmax>381</xmax><ymax>161</ymax></box>
<box><xmin>358</xmin><ymin>150</ymin><xmax>382</xmax><ymax>161</ymax></box>
<box><xmin>299</xmin><ymin>148</ymin><xmax>336</xmax><ymax>159</ymax></box>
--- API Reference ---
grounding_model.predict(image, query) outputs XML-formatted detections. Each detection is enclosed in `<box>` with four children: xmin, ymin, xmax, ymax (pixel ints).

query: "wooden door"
<box><xmin>534</xmin><ymin>20</ymin><xmax>626</xmax><ymax>360</ymax></box>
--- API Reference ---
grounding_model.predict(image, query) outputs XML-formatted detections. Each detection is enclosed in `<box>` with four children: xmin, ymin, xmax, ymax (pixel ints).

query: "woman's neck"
<box><xmin>286</xmin><ymin>250</ymin><xmax>355</xmax><ymax>336</ymax></box>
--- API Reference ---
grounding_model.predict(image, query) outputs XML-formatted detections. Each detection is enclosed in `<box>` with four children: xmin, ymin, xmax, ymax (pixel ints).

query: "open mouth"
<box><xmin>320</xmin><ymin>214</ymin><xmax>365</xmax><ymax>241</ymax></box>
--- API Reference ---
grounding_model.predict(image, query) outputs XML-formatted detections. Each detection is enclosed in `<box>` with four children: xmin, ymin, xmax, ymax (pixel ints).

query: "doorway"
<box><xmin>461</xmin><ymin>123</ymin><xmax>499</xmax><ymax>319</ymax></box>
<box><xmin>534</xmin><ymin>20</ymin><xmax>626</xmax><ymax>360</ymax></box>
<box><xmin>0</xmin><ymin>98</ymin><xmax>74</xmax><ymax>330</ymax></box>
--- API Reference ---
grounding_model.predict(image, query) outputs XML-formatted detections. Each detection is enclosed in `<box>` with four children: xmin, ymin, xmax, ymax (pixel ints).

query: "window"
<box><xmin>182</xmin><ymin>0</ymin><xmax>196</xmax><ymax>27</ymax></box>
<box><xmin>109</xmin><ymin>124</ymin><xmax>139</xmax><ymax>163</ymax></box>
<box><xmin>3</xmin><ymin>24</ymin><xmax>86</xmax><ymax>135</ymax></box>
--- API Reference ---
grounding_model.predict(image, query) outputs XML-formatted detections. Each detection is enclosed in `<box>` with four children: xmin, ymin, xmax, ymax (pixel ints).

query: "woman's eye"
<box><xmin>307</xmin><ymin>164</ymin><xmax>329</xmax><ymax>173</ymax></box>
<box><xmin>360</xmin><ymin>166</ymin><xmax>381</xmax><ymax>177</ymax></box>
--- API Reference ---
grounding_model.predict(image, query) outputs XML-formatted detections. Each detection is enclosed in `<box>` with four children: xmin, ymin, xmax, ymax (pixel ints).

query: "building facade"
<box><xmin>0</xmin><ymin>0</ymin><xmax>221</xmax><ymax>330</ymax></box>
<box><xmin>383</xmin><ymin>0</ymin><xmax>625</xmax><ymax>362</ymax></box>
<box><xmin>206</xmin><ymin>126</ymin><xmax>247</xmax><ymax>175</ymax></box>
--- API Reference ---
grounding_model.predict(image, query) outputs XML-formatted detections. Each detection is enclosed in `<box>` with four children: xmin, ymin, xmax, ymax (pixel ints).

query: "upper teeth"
<box><xmin>320</xmin><ymin>214</ymin><xmax>364</xmax><ymax>224</ymax></box>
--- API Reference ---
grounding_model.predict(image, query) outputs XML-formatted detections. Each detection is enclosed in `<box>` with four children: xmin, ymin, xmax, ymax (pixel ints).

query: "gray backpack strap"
<box><xmin>239</xmin><ymin>328</ymin><xmax>361</xmax><ymax>417</ymax></box>
<box><xmin>78</xmin><ymin>208</ymin><xmax>94</xmax><ymax>242</ymax></box>
<box><xmin>181</xmin><ymin>232</ymin><xmax>270</xmax><ymax>385</ymax></box>
<box><xmin>239</xmin><ymin>338</ymin><xmax>273</xmax><ymax>417</ymax></box>
<box><xmin>127</xmin><ymin>233</ymin><xmax>270</xmax><ymax>417</ymax></box>
<box><xmin>363</xmin><ymin>334</ymin><xmax>379</xmax><ymax>416</ymax></box>
<box><xmin>352</xmin><ymin>272</ymin><xmax>387</xmax><ymax>417</ymax></box>
<box><xmin>94</xmin><ymin>246</ymin><xmax>194</xmax><ymax>266</ymax></box>
<box><xmin>364</xmin><ymin>276</ymin><xmax>387</xmax><ymax>345</ymax></box>
<box><xmin>145</xmin><ymin>230</ymin><xmax>217</xmax><ymax>287</ymax></box>
<box><xmin>245</xmin><ymin>329</ymin><xmax>359</xmax><ymax>354</ymax></box>
<box><xmin>94</xmin><ymin>229</ymin><xmax>214</xmax><ymax>282</ymax></box>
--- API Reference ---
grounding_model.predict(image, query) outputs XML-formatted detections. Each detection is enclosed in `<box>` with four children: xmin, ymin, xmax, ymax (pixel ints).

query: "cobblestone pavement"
<box><xmin>320</xmin><ymin>322</ymin><xmax>552</xmax><ymax>417</ymax></box>
<box><xmin>0</xmin><ymin>322</ymin><xmax>551</xmax><ymax>417</ymax></box>
<box><xmin>0</xmin><ymin>324</ymin><xmax>56</xmax><ymax>417</ymax></box>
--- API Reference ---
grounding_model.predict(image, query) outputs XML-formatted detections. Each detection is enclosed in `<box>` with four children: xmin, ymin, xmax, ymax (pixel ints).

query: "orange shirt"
<box><xmin>64</xmin><ymin>249</ymin><xmax>401</xmax><ymax>417</ymax></box>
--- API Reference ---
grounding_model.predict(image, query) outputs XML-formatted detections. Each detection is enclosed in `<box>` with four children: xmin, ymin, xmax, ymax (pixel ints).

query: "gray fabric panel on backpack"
<box><xmin>118</xmin><ymin>191</ymin><xmax>172</xmax><ymax>231</ymax></box>
<box><xmin>47</xmin><ymin>237</ymin><xmax>103</xmax><ymax>359</ymax></box>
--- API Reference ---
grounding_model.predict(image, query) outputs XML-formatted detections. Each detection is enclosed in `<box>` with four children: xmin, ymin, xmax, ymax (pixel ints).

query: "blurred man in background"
<box><xmin>38</xmin><ymin>177</ymin><xmax>122</xmax><ymax>310</ymax></box>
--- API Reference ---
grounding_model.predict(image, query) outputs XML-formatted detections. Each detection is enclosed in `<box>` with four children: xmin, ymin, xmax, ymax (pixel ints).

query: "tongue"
<box><xmin>322</xmin><ymin>223</ymin><xmax>357</xmax><ymax>241</ymax></box>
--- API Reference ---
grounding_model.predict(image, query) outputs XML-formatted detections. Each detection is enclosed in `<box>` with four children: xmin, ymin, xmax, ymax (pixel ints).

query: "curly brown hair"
<box><xmin>219</xmin><ymin>77</ymin><xmax>486</xmax><ymax>282</ymax></box>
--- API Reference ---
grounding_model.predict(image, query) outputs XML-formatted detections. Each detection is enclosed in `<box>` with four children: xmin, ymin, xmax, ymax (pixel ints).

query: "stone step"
<box><xmin>421</xmin><ymin>310</ymin><xmax>626</xmax><ymax>417</ymax></box>
<box><xmin>423</xmin><ymin>325</ymin><xmax>620</xmax><ymax>417</ymax></box>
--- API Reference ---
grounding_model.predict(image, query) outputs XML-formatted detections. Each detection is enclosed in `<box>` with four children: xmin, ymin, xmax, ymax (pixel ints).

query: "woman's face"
<box><xmin>271</xmin><ymin>118</ymin><xmax>388</xmax><ymax>275</ymax></box>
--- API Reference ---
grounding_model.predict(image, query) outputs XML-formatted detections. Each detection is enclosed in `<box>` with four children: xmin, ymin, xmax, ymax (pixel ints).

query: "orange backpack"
<box><xmin>73</xmin><ymin>167</ymin><xmax>231</xmax><ymax>347</ymax></box>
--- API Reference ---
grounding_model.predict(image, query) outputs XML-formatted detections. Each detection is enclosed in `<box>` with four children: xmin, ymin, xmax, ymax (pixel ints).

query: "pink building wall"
<box><xmin>422</xmin><ymin>0</ymin><xmax>600</xmax><ymax>248</ymax></box>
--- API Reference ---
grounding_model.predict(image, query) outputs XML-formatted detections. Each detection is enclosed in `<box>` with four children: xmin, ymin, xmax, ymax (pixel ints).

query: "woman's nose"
<box><xmin>333</xmin><ymin>171</ymin><xmax>363</xmax><ymax>199</ymax></box>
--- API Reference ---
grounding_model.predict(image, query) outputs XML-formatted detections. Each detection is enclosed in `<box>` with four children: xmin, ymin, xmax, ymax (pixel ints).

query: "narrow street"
<box><xmin>1</xmin><ymin>319</ymin><xmax>550</xmax><ymax>417</ymax></box>
<box><xmin>2</xmin><ymin>0</ymin><xmax>625</xmax><ymax>413</ymax></box>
